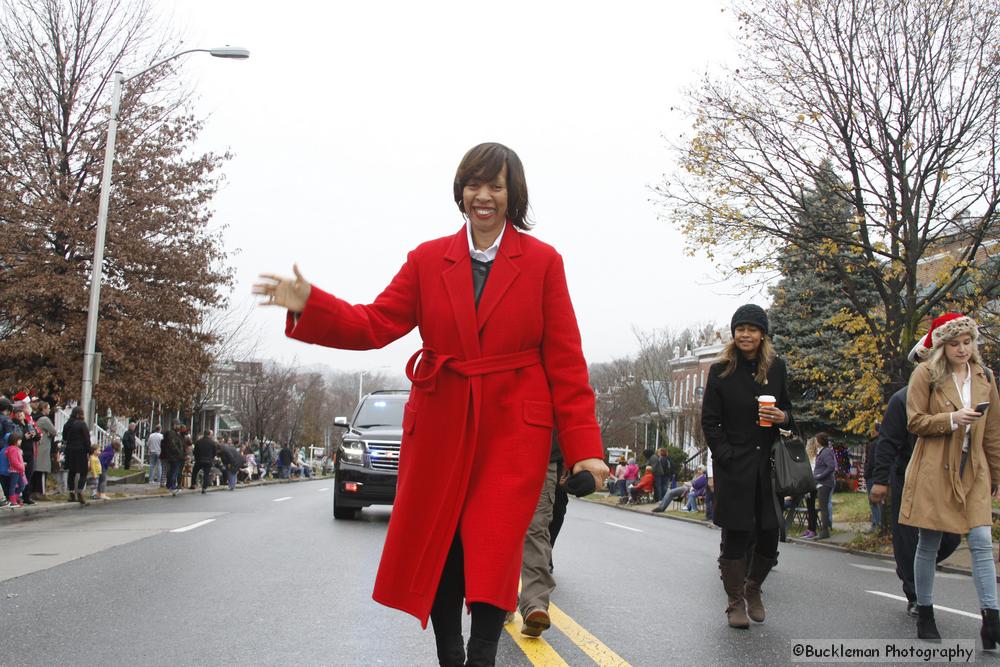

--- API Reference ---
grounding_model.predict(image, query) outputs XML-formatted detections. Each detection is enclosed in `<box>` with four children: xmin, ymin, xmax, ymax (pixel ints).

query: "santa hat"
<box><xmin>908</xmin><ymin>313</ymin><xmax>979</xmax><ymax>363</ymax></box>
<box><xmin>11</xmin><ymin>391</ymin><xmax>28</xmax><ymax>402</ymax></box>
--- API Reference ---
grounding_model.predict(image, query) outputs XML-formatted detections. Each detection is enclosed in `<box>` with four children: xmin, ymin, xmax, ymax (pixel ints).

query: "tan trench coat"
<box><xmin>899</xmin><ymin>361</ymin><xmax>1000</xmax><ymax>533</ymax></box>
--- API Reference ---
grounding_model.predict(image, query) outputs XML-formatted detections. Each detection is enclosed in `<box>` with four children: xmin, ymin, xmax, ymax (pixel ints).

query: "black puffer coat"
<box><xmin>701</xmin><ymin>354</ymin><xmax>792</xmax><ymax>531</ymax></box>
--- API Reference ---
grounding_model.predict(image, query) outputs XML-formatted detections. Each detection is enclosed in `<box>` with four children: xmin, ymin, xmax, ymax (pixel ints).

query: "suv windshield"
<box><xmin>354</xmin><ymin>396</ymin><xmax>406</xmax><ymax>429</ymax></box>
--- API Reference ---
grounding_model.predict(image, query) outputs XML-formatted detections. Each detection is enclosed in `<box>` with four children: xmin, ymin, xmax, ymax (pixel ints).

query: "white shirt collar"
<box><xmin>952</xmin><ymin>362</ymin><xmax>972</xmax><ymax>408</ymax></box>
<box><xmin>466</xmin><ymin>220</ymin><xmax>505</xmax><ymax>262</ymax></box>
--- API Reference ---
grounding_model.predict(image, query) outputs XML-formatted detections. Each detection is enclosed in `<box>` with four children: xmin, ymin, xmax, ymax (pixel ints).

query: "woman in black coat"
<box><xmin>701</xmin><ymin>304</ymin><xmax>791</xmax><ymax>629</ymax></box>
<box><xmin>61</xmin><ymin>406</ymin><xmax>91</xmax><ymax>505</ymax></box>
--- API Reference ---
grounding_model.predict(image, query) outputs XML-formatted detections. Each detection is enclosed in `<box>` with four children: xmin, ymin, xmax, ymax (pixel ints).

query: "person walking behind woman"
<box><xmin>812</xmin><ymin>433</ymin><xmax>836</xmax><ymax>539</ymax></box>
<box><xmin>899</xmin><ymin>313</ymin><xmax>1000</xmax><ymax>647</ymax></box>
<box><xmin>701</xmin><ymin>304</ymin><xmax>792</xmax><ymax>629</ymax></box>
<box><xmin>62</xmin><ymin>406</ymin><xmax>91</xmax><ymax>505</ymax></box>
<box><xmin>254</xmin><ymin>142</ymin><xmax>607</xmax><ymax>666</ymax></box>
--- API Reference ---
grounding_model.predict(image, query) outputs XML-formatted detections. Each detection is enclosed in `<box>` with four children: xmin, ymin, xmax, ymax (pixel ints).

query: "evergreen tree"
<box><xmin>769</xmin><ymin>163</ymin><xmax>878</xmax><ymax>434</ymax></box>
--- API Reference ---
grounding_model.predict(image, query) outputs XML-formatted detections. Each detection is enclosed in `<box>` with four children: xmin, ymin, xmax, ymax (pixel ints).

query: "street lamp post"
<box><xmin>80</xmin><ymin>47</ymin><xmax>249</xmax><ymax>426</ymax></box>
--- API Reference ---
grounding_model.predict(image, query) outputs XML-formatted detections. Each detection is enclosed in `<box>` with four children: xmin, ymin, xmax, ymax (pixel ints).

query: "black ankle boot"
<box><xmin>465</xmin><ymin>637</ymin><xmax>498</xmax><ymax>667</ymax></box>
<box><xmin>916</xmin><ymin>605</ymin><xmax>941</xmax><ymax>642</ymax></box>
<box><xmin>434</xmin><ymin>634</ymin><xmax>464</xmax><ymax>667</ymax></box>
<box><xmin>981</xmin><ymin>608</ymin><xmax>1000</xmax><ymax>650</ymax></box>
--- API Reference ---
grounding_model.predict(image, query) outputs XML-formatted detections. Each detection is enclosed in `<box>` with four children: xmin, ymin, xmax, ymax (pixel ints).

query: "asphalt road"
<box><xmin>2</xmin><ymin>481</ymin><xmax>1000</xmax><ymax>666</ymax></box>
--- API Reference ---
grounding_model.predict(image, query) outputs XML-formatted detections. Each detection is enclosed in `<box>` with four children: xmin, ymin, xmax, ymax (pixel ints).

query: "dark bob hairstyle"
<box><xmin>453</xmin><ymin>142</ymin><xmax>532</xmax><ymax>230</ymax></box>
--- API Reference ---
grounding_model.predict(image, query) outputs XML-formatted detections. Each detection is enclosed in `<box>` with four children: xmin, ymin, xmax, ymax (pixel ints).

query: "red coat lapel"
<box><xmin>442</xmin><ymin>228</ymin><xmax>481</xmax><ymax>360</ymax></box>
<box><xmin>476</xmin><ymin>222</ymin><xmax>522</xmax><ymax>333</ymax></box>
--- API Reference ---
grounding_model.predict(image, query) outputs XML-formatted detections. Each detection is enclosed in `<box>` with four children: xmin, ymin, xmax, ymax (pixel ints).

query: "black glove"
<box><xmin>564</xmin><ymin>470</ymin><xmax>596</xmax><ymax>498</ymax></box>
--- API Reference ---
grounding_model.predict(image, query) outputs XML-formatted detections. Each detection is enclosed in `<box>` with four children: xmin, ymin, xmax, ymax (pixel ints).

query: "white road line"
<box><xmin>170</xmin><ymin>519</ymin><xmax>216</xmax><ymax>533</ymax></box>
<box><xmin>851</xmin><ymin>563</ymin><xmax>965</xmax><ymax>580</ymax></box>
<box><xmin>866</xmin><ymin>590</ymin><xmax>981</xmax><ymax>620</ymax></box>
<box><xmin>318</xmin><ymin>488</ymin><xmax>329</xmax><ymax>492</ymax></box>
<box><xmin>273</xmin><ymin>496</ymin><xmax>293</xmax><ymax>502</ymax></box>
<box><xmin>604</xmin><ymin>522</ymin><xmax>643</xmax><ymax>533</ymax></box>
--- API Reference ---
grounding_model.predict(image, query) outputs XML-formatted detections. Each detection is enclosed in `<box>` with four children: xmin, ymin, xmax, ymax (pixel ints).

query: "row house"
<box><xmin>664</xmin><ymin>330</ymin><xmax>730</xmax><ymax>464</ymax></box>
<box><xmin>194</xmin><ymin>360</ymin><xmax>264</xmax><ymax>443</ymax></box>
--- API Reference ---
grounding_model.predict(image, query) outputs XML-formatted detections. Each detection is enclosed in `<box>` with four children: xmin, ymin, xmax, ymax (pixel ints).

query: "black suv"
<box><xmin>332</xmin><ymin>390</ymin><xmax>407</xmax><ymax>520</ymax></box>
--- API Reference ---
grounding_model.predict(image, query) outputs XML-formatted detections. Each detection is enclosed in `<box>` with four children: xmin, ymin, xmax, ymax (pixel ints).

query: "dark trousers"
<box><xmin>66</xmin><ymin>449</ymin><xmax>89</xmax><ymax>493</ymax></box>
<box><xmin>191</xmin><ymin>462</ymin><xmax>213</xmax><ymax>490</ymax></box>
<box><xmin>817</xmin><ymin>485</ymin><xmax>833</xmax><ymax>530</ymax></box>
<box><xmin>123</xmin><ymin>447</ymin><xmax>134</xmax><ymax>470</ymax></box>
<box><xmin>890</xmin><ymin>475</ymin><xmax>960</xmax><ymax>602</ymax></box>
<box><xmin>653</xmin><ymin>474</ymin><xmax>670</xmax><ymax>502</ymax></box>
<box><xmin>430</xmin><ymin>534</ymin><xmax>507</xmax><ymax>643</ymax></box>
<box><xmin>721</xmin><ymin>526</ymin><xmax>779</xmax><ymax>560</ymax></box>
<box><xmin>165</xmin><ymin>460</ymin><xmax>183</xmax><ymax>490</ymax></box>
<box><xmin>784</xmin><ymin>492</ymin><xmax>817</xmax><ymax>532</ymax></box>
<box><xmin>20</xmin><ymin>457</ymin><xmax>33</xmax><ymax>502</ymax></box>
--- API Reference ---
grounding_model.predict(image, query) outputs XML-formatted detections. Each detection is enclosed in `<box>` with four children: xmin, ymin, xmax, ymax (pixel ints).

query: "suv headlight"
<box><xmin>341</xmin><ymin>441</ymin><xmax>364</xmax><ymax>464</ymax></box>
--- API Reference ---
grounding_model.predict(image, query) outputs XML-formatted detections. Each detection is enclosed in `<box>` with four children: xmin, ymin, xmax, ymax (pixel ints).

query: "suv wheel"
<box><xmin>333</xmin><ymin>493</ymin><xmax>358</xmax><ymax>520</ymax></box>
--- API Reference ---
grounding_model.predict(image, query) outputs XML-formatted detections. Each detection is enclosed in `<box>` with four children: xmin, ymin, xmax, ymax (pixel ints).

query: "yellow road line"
<box><xmin>504</xmin><ymin>612</ymin><xmax>571</xmax><ymax>666</ymax></box>
<box><xmin>549</xmin><ymin>603</ymin><xmax>632</xmax><ymax>667</ymax></box>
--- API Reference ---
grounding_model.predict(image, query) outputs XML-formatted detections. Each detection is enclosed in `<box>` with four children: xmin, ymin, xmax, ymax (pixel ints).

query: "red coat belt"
<box><xmin>405</xmin><ymin>347</ymin><xmax>542</xmax><ymax>391</ymax></box>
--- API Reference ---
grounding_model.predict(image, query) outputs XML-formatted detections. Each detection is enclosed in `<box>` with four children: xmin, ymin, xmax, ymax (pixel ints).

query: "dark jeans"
<box><xmin>66</xmin><ymin>448</ymin><xmax>89</xmax><ymax>493</ymax></box>
<box><xmin>785</xmin><ymin>492</ymin><xmax>817</xmax><ymax>532</ymax></box>
<box><xmin>123</xmin><ymin>447</ymin><xmax>134</xmax><ymax>470</ymax></box>
<box><xmin>191</xmin><ymin>462</ymin><xmax>213</xmax><ymax>490</ymax></box>
<box><xmin>653</xmin><ymin>474</ymin><xmax>670</xmax><ymax>502</ymax></box>
<box><xmin>431</xmin><ymin>534</ymin><xmax>507</xmax><ymax>645</ymax></box>
<box><xmin>817</xmin><ymin>485</ymin><xmax>833</xmax><ymax>531</ymax></box>
<box><xmin>165</xmin><ymin>460</ymin><xmax>183</xmax><ymax>490</ymax></box>
<box><xmin>890</xmin><ymin>474</ymin><xmax>960</xmax><ymax>602</ymax></box>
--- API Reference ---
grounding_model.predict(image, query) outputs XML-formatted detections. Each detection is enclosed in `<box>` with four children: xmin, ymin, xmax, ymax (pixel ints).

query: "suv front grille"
<box><xmin>367</xmin><ymin>442</ymin><xmax>401</xmax><ymax>471</ymax></box>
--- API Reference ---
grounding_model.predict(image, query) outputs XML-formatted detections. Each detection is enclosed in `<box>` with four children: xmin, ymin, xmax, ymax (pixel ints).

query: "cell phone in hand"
<box><xmin>975</xmin><ymin>401</ymin><xmax>990</xmax><ymax>415</ymax></box>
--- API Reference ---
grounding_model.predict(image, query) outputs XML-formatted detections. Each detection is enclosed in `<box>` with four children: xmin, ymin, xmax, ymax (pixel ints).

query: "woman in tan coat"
<box><xmin>900</xmin><ymin>313</ymin><xmax>1000</xmax><ymax>647</ymax></box>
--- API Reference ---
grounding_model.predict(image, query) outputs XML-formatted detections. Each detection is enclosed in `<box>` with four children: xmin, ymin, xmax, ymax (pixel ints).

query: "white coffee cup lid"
<box><xmin>757</xmin><ymin>395</ymin><xmax>776</xmax><ymax>402</ymax></box>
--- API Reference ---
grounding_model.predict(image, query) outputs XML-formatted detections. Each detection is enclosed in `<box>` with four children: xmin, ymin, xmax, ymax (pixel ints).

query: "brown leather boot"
<box><xmin>718</xmin><ymin>557</ymin><xmax>750</xmax><ymax>629</ymax></box>
<box><xmin>744</xmin><ymin>552</ymin><xmax>778</xmax><ymax>622</ymax></box>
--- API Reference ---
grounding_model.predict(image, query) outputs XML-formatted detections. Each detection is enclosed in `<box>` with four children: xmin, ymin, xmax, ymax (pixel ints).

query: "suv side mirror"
<box><xmin>334</xmin><ymin>417</ymin><xmax>348</xmax><ymax>428</ymax></box>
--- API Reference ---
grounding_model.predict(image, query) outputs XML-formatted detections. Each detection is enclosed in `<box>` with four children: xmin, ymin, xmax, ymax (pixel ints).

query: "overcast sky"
<box><xmin>154</xmin><ymin>0</ymin><xmax>754</xmax><ymax>376</ymax></box>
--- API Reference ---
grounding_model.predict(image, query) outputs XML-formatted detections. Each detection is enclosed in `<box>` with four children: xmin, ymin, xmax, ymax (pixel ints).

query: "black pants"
<box><xmin>66</xmin><ymin>449</ymin><xmax>89</xmax><ymax>493</ymax></box>
<box><xmin>20</xmin><ymin>456</ymin><xmax>33</xmax><ymax>502</ymax></box>
<box><xmin>123</xmin><ymin>447</ymin><xmax>134</xmax><ymax>470</ymax></box>
<box><xmin>721</xmin><ymin>526</ymin><xmax>779</xmax><ymax>560</ymax></box>
<box><xmin>817</xmin><ymin>485</ymin><xmax>833</xmax><ymax>531</ymax></box>
<box><xmin>890</xmin><ymin>474</ymin><xmax>960</xmax><ymax>602</ymax></box>
<box><xmin>191</xmin><ymin>462</ymin><xmax>213</xmax><ymax>490</ymax></box>
<box><xmin>784</xmin><ymin>492</ymin><xmax>817</xmax><ymax>532</ymax></box>
<box><xmin>430</xmin><ymin>534</ymin><xmax>507</xmax><ymax>643</ymax></box>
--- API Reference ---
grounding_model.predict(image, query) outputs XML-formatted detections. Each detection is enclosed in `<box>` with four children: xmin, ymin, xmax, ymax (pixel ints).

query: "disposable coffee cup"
<box><xmin>758</xmin><ymin>395</ymin><xmax>776</xmax><ymax>427</ymax></box>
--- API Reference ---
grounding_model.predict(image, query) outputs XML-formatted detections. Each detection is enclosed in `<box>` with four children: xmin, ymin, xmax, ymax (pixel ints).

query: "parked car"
<box><xmin>332</xmin><ymin>390</ymin><xmax>407</xmax><ymax>520</ymax></box>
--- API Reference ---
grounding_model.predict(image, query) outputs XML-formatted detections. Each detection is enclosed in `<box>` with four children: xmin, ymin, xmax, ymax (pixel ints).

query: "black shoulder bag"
<box><xmin>771</xmin><ymin>427</ymin><xmax>815</xmax><ymax>498</ymax></box>
<box><xmin>770</xmin><ymin>421</ymin><xmax>816</xmax><ymax>526</ymax></box>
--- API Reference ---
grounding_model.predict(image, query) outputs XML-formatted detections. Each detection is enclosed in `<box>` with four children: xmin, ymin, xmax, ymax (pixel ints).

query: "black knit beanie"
<box><xmin>731</xmin><ymin>304</ymin><xmax>769</xmax><ymax>336</ymax></box>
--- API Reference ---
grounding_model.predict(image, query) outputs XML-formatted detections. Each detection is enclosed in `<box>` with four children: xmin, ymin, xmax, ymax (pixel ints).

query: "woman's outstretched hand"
<box><xmin>252</xmin><ymin>264</ymin><xmax>312</xmax><ymax>314</ymax></box>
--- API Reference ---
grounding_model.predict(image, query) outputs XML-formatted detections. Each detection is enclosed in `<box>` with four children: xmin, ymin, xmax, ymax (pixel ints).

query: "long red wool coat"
<box><xmin>286</xmin><ymin>222</ymin><xmax>603</xmax><ymax>626</ymax></box>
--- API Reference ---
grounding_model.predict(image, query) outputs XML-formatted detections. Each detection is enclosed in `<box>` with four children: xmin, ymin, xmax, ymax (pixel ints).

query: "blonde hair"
<box><xmin>717</xmin><ymin>336</ymin><xmax>776</xmax><ymax>384</ymax></box>
<box><xmin>925</xmin><ymin>338</ymin><xmax>984</xmax><ymax>385</ymax></box>
<box><xmin>805</xmin><ymin>437</ymin><xmax>818</xmax><ymax>462</ymax></box>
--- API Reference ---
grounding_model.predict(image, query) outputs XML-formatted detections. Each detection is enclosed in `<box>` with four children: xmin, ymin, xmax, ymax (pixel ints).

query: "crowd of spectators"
<box><xmin>0</xmin><ymin>390</ymin><xmax>329</xmax><ymax>507</ymax></box>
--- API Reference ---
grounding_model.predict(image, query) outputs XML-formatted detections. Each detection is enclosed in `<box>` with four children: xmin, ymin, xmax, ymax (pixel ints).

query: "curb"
<box><xmin>579</xmin><ymin>495</ymin><xmax>977</xmax><ymax>578</ymax></box>
<box><xmin>0</xmin><ymin>475</ymin><xmax>334</xmax><ymax>524</ymax></box>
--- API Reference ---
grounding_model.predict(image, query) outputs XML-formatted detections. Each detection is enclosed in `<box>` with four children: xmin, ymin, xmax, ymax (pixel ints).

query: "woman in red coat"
<box><xmin>255</xmin><ymin>143</ymin><xmax>608</xmax><ymax>666</ymax></box>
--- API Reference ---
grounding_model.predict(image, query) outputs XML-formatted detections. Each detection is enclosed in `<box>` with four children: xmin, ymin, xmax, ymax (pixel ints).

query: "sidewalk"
<box><xmin>582</xmin><ymin>492</ymin><xmax>985</xmax><ymax>578</ymax></box>
<box><xmin>0</xmin><ymin>474</ymin><xmax>334</xmax><ymax>523</ymax></box>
